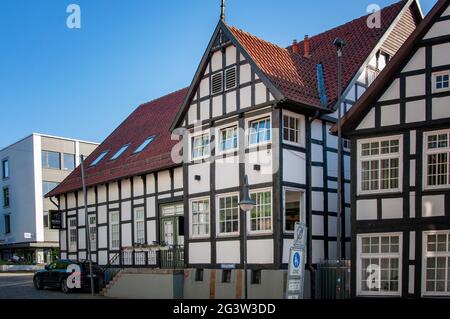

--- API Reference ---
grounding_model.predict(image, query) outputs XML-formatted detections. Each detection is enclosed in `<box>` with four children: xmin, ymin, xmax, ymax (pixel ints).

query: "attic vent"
<box><xmin>211</xmin><ymin>72</ymin><xmax>223</xmax><ymax>95</ymax></box>
<box><xmin>225</xmin><ymin>67</ymin><xmax>237</xmax><ymax>90</ymax></box>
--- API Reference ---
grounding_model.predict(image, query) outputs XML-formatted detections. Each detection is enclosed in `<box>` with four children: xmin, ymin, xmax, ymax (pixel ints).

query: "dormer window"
<box><xmin>90</xmin><ymin>151</ymin><xmax>109</xmax><ymax>167</ymax></box>
<box><xmin>211</xmin><ymin>72</ymin><xmax>223</xmax><ymax>95</ymax></box>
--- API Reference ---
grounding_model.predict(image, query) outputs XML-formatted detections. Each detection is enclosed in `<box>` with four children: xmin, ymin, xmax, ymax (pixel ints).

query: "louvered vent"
<box><xmin>225</xmin><ymin>67</ymin><xmax>237</xmax><ymax>90</ymax></box>
<box><xmin>211</xmin><ymin>72</ymin><xmax>223</xmax><ymax>95</ymax></box>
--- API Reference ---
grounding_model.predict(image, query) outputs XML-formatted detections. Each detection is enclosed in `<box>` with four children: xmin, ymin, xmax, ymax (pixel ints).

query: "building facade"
<box><xmin>48</xmin><ymin>0</ymin><xmax>422</xmax><ymax>298</ymax></box>
<box><xmin>0</xmin><ymin>133</ymin><xmax>98</xmax><ymax>263</ymax></box>
<box><xmin>338</xmin><ymin>0</ymin><xmax>450</xmax><ymax>298</ymax></box>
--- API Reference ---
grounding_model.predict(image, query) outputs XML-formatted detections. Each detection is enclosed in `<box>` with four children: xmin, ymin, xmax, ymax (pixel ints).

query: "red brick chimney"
<box><xmin>292</xmin><ymin>39</ymin><xmax>300</xmax><ymax>54</ymax></box>
<box><xmin>304</xmin><ymin>35</ymin><xmax>311</xmax><ymax>58</ymax></box>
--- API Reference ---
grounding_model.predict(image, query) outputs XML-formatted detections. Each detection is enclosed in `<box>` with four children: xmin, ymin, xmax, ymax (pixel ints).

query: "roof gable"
<box><xmin>336</xmin><ymin>0</ymin><xmax>449</xmax><ymax>134</ymax></box>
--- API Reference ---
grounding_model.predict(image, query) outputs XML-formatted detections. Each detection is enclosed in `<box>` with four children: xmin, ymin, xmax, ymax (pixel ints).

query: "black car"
<box><xmin>33</xmin><ymin>259</ymin><xmax>104</xmax><ymax>293</ymax></box>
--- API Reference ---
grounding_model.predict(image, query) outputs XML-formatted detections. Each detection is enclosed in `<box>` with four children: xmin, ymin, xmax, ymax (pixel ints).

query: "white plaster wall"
<box><xmin>226</xmin><ymin>91</ymin><xmax>237</xmax><ymax>113</ymax></box>
<box><xmin>381</xmin><ymin>104</ymin><xmax>400</xmax><ymax>126</ymax></box>
<box><xmin>240</xmin><ymin>64</ymin><xmax>251</xmax><ymax>84</ymax></box>
<box><xmin>312</xmin><ymin>215</ymin><xmax>324</xmax><ymax>236</ymax></box>
<box><xmin>173</xmin><ymin>167</ymin><xmax>183</xmax><ymax>189</ymax></box>
<box><xmin>247</xmin><ymin>239</ymin><xmax>273</xmax><ymax>264</ymax></box>
<box><xmin>311</xmin><ymin>192</ymin><xmax>324</xmax><ymax>211</ymax></box>
<box><xmin>98</xmin><ymin>226</ymin><xmax>107</xmax><ymax>249</ymax></box>
<box><xmin>215</xmin><ymin>157</ymin><xmax>239</xmax><ymax>190</ymax></box>
<box><xmin>158</xmin><ymin>170</ymin><xmax>172</xmax><ymax>192</ymax></box>
<box><xmin>246</xmin><ymin>150</ymin><xmax>273</xmax><ymax>185</ymax></box>
<box><xmin>121</xmin><ymin>201</ymin><xmax>132</xmax><ymax>221</ymax></box>
<box><xmin>67</xmin><ymin>193</ymin><xmax>76</xmax><ymax>209</ymax></box>
<box><xmin>109</xmin><ymin>182</ymin><xmax>119</xmax><ymax>201</ymax></box>
<box><xmin>432</xmin><ymin>96</ymin><xmax>450</xmax><ymax>120</ymax></box>
<box><xmin>379</xmin><ymin>79</ymin><xmax>400</xmax><ymax>101</ymax></box>
<box><xmin>424</xmin><ymin>20</ymin><xmax>450</xmax><ymax>40</ymax></box>
<box><xmin>212</xmin><ymin>96</ymin><xmax>223</xmax><ymax>118</ymax></box>
<box><xmin>403</xmin><ymin>47</ymin><xmax>425</xmax><ymax>72</ymax></box>
<box><xmin>147</xmin><ymin>220</ymin><xmax>156</xmax><ymax>244</ymax></box>
<box><xmin>255</xmin><ymin>82</ymin><xmax>267</xmax><ymax>105</ymax></box>
<box><xmin>188</xmin><ymin>163</ymin><xmax>210</xmax><ymax>194</ymax></box>
<box><xmin>240</xmin><ymin>86</ymin><xmax>252</xmax><ymax>109</ymax></box>
<box><xmin>189</xmin><ymin>242</ymin><xmax>211</xmax><ymax>264</ymax></box>
<box><xmin>381</xmin><ymin>198</ymin><xmax>403</xmax><ymax>219</ymax></box>
<box><xmin>312</xmin><ymin>240</ymin><xmax>324</xmax><ymax>264</ymax></box>
<box><xmin>146</xmin><ymin>197</ymin><xmax>156</xmax><ymax>218</ymax></box>
<box><xmin>432</xmin><ymin>42</ymin><xmax>450</xmax><ymax>67</ymax></box>
<box><xmin>199</xmin><ymin>78</ymin><xmax>209</xmax><ymax>98</ymax></box>
<box><xmin>133</xmin><ymin>176</ymin><xmax>144</xmax><ymax>197</ymax></box>
<box><xmin>121</xmin><ymin>179</ymin><xmax>131</xmax><ymax>199</ymax></box>
<box><xmin>356</xmin><ymin>108</ymin><xmax>375</xmax><ymax>130</ymax></box>
<box><xmin>188</xmin><ymin>105</ymin><xmax>197</xmax><ymax>125</ymax></box>
<box><xmin>122</xmin><ymin>223</ymin><xmax>132</xmax><ymax>247</ymax></box>
<box><xmin>311</xmin><ymin>120</ymin><xmax>323</xmax><ymax>140</ymax></box>
<box><xmin>356</xmin><ymin>199</ymin><xmax>378</xmax><ymax>220</ymax></box>
<box><xmin>97</xmin><ymin>185</ymin><xmax>107</xmax><ymax>203</ymax></box>
<box><xmin>216</xmin><ymin>241</ymin><xmax>240</xmax><ymax>264</ymax></box>
<box><xmin>146</xmin><ymin>174</ymin><xmax>156</xmax><ymax>194</ymax></box>
<box><xmin>406</xmin><ymin>74</ymin><xmax>426</xmax><ymax>97</ymax></box>
<box><xmin>282</xmin><ymin>149</ymin><xmax>306</xmax><ymax>185</ymax></box>
<box><xmin>211</xmin><ymin>50</ymin><xmax>222</xmax><ymax>72</ymax></box>
<box><xmin>311</xmin><ymin>166</ymin><xmax>323</xmax><ymax>188</ymax></box>
<box><xmin>78</xmin><ymin>228</ymin><xmax>86</xmax><ymax>250</ymax></box>
<box><xmin>406</xmin><ymin>100</ymin><xmax>426</xmax><ymax>123</ymax></box>
<box><xmin>200</xmin><ymin>100</ymin><xmax>209</xmax><ymax>121</ymax></box>
<box><xmin>226</xmin><ymin>45</ymin><xmax>236</xmax><ymax>66</ymax></box>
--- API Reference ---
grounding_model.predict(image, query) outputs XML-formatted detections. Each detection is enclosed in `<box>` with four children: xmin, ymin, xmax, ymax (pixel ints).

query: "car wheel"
<box><xmin>60</xmin><ymin>279</ymin><xmax>71</xmax><ymax>294</ymax></box>
<box><xmin>33</xmin><ymin>277</ymin><xmax>43</xmax><ymax>290</ymax></box>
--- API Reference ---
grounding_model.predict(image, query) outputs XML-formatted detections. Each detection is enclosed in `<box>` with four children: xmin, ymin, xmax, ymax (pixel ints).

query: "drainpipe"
<box><xmin>306</xmin><ymin>110</ymin><xmax>321</xmax><ymax>299</ymax></box>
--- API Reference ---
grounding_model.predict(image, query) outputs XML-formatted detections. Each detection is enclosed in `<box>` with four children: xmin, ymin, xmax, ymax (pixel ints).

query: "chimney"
<box><xmin>304</xmin><ymin>35</ymin><xmax>311</xmax><ymax>58</ymax></box>
<box><xmin>292</xmin><ymin>39</ymin><xmax>300</xmax><ymax>54</ymax></box>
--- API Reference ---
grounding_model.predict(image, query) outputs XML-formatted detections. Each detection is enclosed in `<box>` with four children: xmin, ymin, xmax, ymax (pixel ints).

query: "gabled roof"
<box><xmin>47</xmin><ymin>88</ymin><xmax>188</xmax><ymax>197</ymax></box>
<box><xmin>229</xmin><ymin>0</ymin><xmax>409</xmax><ymax>109</ymax></box>
<box><xmin>334</xmin><ymin>0</ymin><xmax>448</xmax><ymax>134</ymax></box>
<box><xmin>171</xmin><ymin>1</ymin><xmax>420</xmax><ymax>130</ymax></box>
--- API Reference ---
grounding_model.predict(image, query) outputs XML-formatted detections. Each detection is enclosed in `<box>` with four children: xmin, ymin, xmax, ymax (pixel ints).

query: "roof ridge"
<box><xmin>140</xmin><ymin>86</ymin><xmax>189</xmax><ymax>108</ymax></box>
<box><xmin>226</xmin><ymin>24</ymin><xmax>289</xmax><ymax>53</ymax></box>
<box><xmin>290</xmin><ymin>0</ymin><xmax>406</xmax><ymax>49</ymax></box>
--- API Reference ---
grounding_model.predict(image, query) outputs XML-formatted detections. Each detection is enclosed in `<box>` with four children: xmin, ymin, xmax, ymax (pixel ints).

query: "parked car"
<box><xmin>33</xmin><ymin>259</ymin><xmax>104</xmax><ymax>293</ymax></box>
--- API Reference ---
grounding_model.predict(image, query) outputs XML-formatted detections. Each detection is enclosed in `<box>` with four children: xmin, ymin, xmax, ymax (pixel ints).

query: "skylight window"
<box><xmin>90</xmin><ymin>151</ymin><xmax>109</xmax><ymax>167</ymax></box>
<box><xmin>134</xmin><ymin>135</ymin><xmax>156</xmax><ymax>154</ymax></box>
<box><xmin>110</xmin><ymin>144</ymin><xmax>130</xmax><ymax>161</ymax></box>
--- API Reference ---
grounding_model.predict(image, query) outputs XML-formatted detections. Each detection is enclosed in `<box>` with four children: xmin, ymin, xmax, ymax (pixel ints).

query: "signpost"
<box><xmin>286</xmin><ymin>222</ymin><xmax>307</xmax><ymax>299</ymax></box>
<box><xmin>49</xmin><ymin>210</ymin><xmax>62</xmax><ymax>230</ymax></box>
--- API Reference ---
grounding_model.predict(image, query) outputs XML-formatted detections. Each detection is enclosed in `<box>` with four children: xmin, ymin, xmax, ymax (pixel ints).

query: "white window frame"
<box><xmin>110</xmin><ymin>211</ymin><xmax>120</xmax><ymax>250</ymax></box>
<box><xmin>2</xmin><ymin>158</ymin><xmax>9</xmax><ymax>179</ymax></box>
<box><xmin>246</xmin><ymin>114</ymin><xmax>272</xmax><ymax>148</ymax></box>
<box><xmin>357</xmin><ymin>135</ymin><xmax>403</xmax><ymax>195</ymax></box>
<box><xmin>189</xmin><ymin>131</ymin><xmax>210</xmax><ymax>161</ymax></box>
<box><xmin>134</xmin><ymin>208</ymin><xmax>146</xmax><ymax>245</ymax></box>
<box><xmin>282</xmin><ymin>110</ymin><xmax>305</xmax><ymax>147</ymax></box>
<box><xmin>432</xmin><ymin>71</ymin><xmax>450</xmax><ymax>93</ymax></box>
<box><xmin>356</xmin><ymin>232</ymin><xmax>403</xmax><ymax>297</ymax></box>
<box><xmin>216</xmin><ymin>192</ymin><xmax>240</xmax><ymax>238</ymax></box>
<box><xmin>88</xmin><ymin>215</ymin><xmax>97</xmax><ymax>251</ymax></box>
<box><xmin>422</xmin><ymin>230</ymin><xmax>450</xmax><ymax>297</ymax></box>
<box><xmin>248</xmin><ymin>188</ymin><xmax>273</xmax><ymax>235</ymax></box>
<box><xmin>68</xmin><ymin>217</ymin><xmax>77</xmax><ymax>253</ymax></box>
<box><xmin>190</xmin><ymin>197</ymin><xmax>210</xmax><ymax>239</ymax></box>
<box><xmin>216</xmin><ymin>123</ymin><xmax>239</xmax><ymax>155</ymax></box>
<box><xmin>423</xmin><ymin>129</ymin><xmax>450</xmax><ymax>190</ymax></box>
<box><xmin>283</xmin><ymin>187</ymin><xmax>305</xmax><ymax>234</ymax></box>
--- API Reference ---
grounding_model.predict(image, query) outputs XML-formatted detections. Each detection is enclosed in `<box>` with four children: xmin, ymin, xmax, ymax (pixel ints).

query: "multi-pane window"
<box><xmin>42</xmin><ymin>151</ymin><xmax>61</xmax><ymax>170</ymax></box>
<box><xmin>3</xmin><ymin>187</ymin><xmax>10</xmax><ymax>207</ymax></box>
<box><xmin>110</xmin><ymin>211</ymin><xmax>120</xmax><ymax>250</ymax></box>
<box><xmin>2</xmin><ymin>159</ymin><xmax>9</xmax><ymax>179</ymax></box>
<box><xmin>134</xmin><ymin>209</ymin><xmax>145</xmax><ymax>245</ymax></box>
<box><xmin>283</xmin><ymin>114</ymin><xmax>301</xmax><ymax>145</ymax></box>
<box><xmin>218</xmin><ymin>195</ymin><xmax>239</xmax><ymax>235</ymax></box>
<box><xmin>359</xmin><ymin>137</ymin><xmax>401</xmax><ymax>193</ymax></box>
<box><xmin>249</xmin><ymin>191</ymin><xmax>272</xmax><ymax>233</ymax></box>
<box><xmin>88</xmin><ymin>215</ymin><xmax>97</xmax><ymax>251</ymax></box>
<box><xmin>191</xmin><ymin>134</ymin><xmax>210</xmax><ymax>160</ymax></box>
<box><xmin>191</xmin><ymin>199</ymin><xmax>210</xmax><ymax>238</ymax></box>
<box><xmin>219</xmin><ymin>126</ymin><xmax>238</xmax><ymax>153</ymax></box>
<box><xmin>435</xmin><ymin>73</ymin><xmax>449</xmax><ymax>91</ymax></box>
<box><xmin>424</xmin><ymin>231</ymin><xmax>450</xmax><ymax>296</ymax></box>
<box><xmin>68</xmin><ymin>217</ymin><xmax>77</xmax><ymax>252</ymax></box>
<box><xmin>249</xmin><ymin>117</ymin><xmax>271</xmax><ymax>145</ymax></box>
<box><xmin>42</xmin><ymin>181</ymin><xmax>59</xmax><ymax>197</ymax></box>
<box><xmin>358</xmin><ymin>234</ymin><xmax>401</xmax><ymax>296</ymax></box>
<box><xmin>63</xmin><ymin>153</ymin><xmax>76</xmax><ymax>170</ymax></box>
<box><xmin>425</xmin><ymin>131</ymin><xmax>450</xmax><ymax>188</ymax></box>
<box><xmin>90</xmin><ymin>151</ymin><xmax>109</xmax><ymax>167</ymax></box>
<box><xmin>4</xmin><ymin>215</ymin><xmax>10</xmax><ymax>234</ymax></box>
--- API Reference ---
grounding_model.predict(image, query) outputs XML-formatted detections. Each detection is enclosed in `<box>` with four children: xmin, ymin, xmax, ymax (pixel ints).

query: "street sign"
<box><xmin>286</xmin><ymin>222</ymin><xmax>307</xmax><ymax>299</ymax></box>
<box><xmin>50</xmin><ymin>210</ymin><xmax>62</xmax><ymax>230</ymax></box>
<box><xmin>221</xmin><ymin>264</ymin><xmax>235</xmax><ymax>269</ymax></box>
<box><xmin>24</xmin><ymin>233</ymin><xmax>32</xmax><ymax>239</ymax></box>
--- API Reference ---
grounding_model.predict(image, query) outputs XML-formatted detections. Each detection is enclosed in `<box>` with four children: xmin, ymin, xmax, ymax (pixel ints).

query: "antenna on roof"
<box><xmin>220</xmin><ymin>0</ymin><xmax>226</xmax><ymax>21</ymax></box>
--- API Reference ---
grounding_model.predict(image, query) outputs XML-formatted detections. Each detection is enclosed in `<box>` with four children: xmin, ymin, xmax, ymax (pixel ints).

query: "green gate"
<box><xmin>316</xmin><ymin>260</ymin><xmax>351</xmax><ymax>299</ymax></box>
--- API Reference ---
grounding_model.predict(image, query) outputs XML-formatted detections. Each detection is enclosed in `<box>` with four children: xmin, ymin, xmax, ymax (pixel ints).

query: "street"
<box><xmin>0</xmin><ymin>273</ymin><xmax>104</xmax><ymax>299</ymax></box>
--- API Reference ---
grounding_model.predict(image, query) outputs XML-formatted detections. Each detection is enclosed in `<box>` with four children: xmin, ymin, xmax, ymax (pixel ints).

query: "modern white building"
<box><xmin>48</xmin><ymin>0</ymin><xmax>422</xmax><ymax>299</ymax></box>
<box><xmin>338</xmin><ymin>0</ymin><xmax>450</xmax><ymax>298</ymax></box>
<box><xmin>0</xmin><ymin>133</ymin><xmax>98</xmax><ymax>263</ymax></box>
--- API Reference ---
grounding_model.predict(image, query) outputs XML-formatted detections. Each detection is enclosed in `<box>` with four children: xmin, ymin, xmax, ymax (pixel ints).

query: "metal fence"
<box><xmin>316</xmin><ymin>260</ymin><xmax>351</xmax><ymax>299</ymax></box>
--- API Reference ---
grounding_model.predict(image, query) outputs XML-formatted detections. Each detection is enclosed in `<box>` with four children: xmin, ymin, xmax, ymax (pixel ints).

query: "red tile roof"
<box><xmin>228</xmin><ymin>0</ymin><xmax>410</xmax><ymax>109</ymax></box>
<box><xmin>47</xmin><ymin>88</ymin><xmax>188</xmax><ymax>197</ymax></box>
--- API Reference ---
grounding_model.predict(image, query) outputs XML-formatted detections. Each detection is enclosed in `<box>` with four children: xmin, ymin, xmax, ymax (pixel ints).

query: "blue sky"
<box><xmin>0</xmin><ymin>0</ymin><xmax>436</xmax><ymax>148</ymax></box>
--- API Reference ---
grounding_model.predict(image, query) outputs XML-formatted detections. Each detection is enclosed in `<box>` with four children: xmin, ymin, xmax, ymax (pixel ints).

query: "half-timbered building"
<box><xmin>336</xmin><ymin>0</ymin><xmax>450</xmax><ymax>298</ymax></box>
<box><xmin>47</xmin><ymin>0</ymin><xmax>422</xmax><ymax>298</ymax></box>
